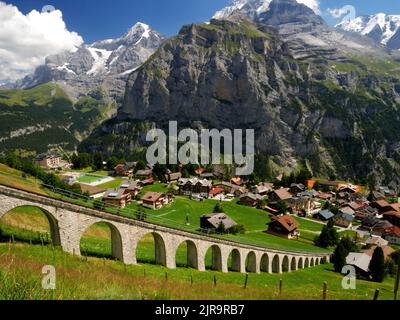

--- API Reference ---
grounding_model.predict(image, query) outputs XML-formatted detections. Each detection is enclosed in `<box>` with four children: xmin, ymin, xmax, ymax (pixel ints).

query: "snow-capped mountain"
<box><xmin>336</xmin><ymin>13</ymin><xmax>400</xmax><ymax>50</ymax></box>
<box><xmin>213</xmin><ymin>0</ymin><xmax>319</xmax><ymax>20</ymax></box>
<box><xmin>14</xmin><ymin>22</ymin><xmax>164</xmax><ymax>100</ymax></box>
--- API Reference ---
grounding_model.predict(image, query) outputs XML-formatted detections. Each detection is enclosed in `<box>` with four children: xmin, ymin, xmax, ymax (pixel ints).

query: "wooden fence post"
<box><xmin>244</xmin><ymin>274</ymin><xmax>249</xmax><ymax>289</ymax></box>
<box><xmin>214</xmin><ymin>275</ymin><xmax>217</xmax><ymax>287</ymax></box>
<box><xmin>279</xmin><ymin>279</ymin><xmax>283</xmax><ymax>295</ymax></box>
<box><xmin>373</xmin><ymin>289</ymin><xmax>380</xmax><ymax>301</ymax></box>
<box><xmin>394</xmin><ymin>263</ymin><xmax>400</xmax><ymax>301</ymax></box>
<box><xmin>323</xmin><ymin>282</ymin><xmax>328</xmax><ymax>300</ymax></box>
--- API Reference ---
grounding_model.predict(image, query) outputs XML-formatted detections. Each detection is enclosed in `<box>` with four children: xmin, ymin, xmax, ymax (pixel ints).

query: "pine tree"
<box><xmin>333</xmin><ymin>243</ymin><xmax>347</xmax><ymax>273</ymax></box>
<box><xmin>315</xmin><ymin>220</ymin><xmax>339</xmax><ymax>248</ymax></box>
<box><xmin>370</xmin><ymin>247</ymin><xmax>385</xmax><ymax>283</ymax></box>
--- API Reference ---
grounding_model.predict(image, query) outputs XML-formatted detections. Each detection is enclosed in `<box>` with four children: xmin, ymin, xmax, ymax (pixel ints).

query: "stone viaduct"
<box><xmin>0</xmin><ymin>185</ymin><xmax>331</xmax><ymax>274</ymax></box>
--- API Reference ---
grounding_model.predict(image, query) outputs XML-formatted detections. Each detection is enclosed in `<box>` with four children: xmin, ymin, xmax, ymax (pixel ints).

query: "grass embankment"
<box><xmin>0</xmin><ymin>243</ymin><xmax>396</xmax><ymax>300</ymax></box>
<box><xmin>0</xmin><ymin>206</ymin><xmax>396</xmax><ymax>300</ymax></box>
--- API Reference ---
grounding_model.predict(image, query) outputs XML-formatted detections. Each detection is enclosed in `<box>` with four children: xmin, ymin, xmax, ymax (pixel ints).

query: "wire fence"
<box><xmin>0</xmin><ymin>168</ymin><xmax>330</xmax><ymax>255</ymax></box>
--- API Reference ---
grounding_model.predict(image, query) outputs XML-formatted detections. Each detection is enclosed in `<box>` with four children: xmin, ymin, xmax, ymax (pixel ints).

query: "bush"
<box><xmin>314</xmin><ymin>221</ymin><xmax>339</xmax><ymax>248</ymax></box>
<box><xmin>229</xmin><ymin>224</ymin><xmax>246</xmax><ymax>235</ymax></box>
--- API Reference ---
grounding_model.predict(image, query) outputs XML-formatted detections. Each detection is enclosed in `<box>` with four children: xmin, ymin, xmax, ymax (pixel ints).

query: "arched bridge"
<box><xmin>0</xmin><ymin>185</ymin><xmax>330</xmax><ymax>274</ymax></box>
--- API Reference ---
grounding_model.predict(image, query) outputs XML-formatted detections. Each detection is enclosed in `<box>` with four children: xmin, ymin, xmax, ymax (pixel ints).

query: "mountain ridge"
<box><xmin>12</xmin><ymin>22</ymin><xmax>164</xmax><ymax>101</ymax></box>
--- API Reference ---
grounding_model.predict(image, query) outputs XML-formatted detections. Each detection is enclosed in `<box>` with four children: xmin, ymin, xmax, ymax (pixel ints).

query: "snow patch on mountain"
<box><xmin>87</xmin><ymin>48</ymin><xmax>113</xmax><ymax>75</ymax></box>
<box><xmin>213</xmin><ymin>0</ymin><xmax>319</xmax><ymax>20</ymax></box>
<box><xmin>336</xmin><ymin>13</ymin><xmax>400</xmax><ymax>47</ymax></box>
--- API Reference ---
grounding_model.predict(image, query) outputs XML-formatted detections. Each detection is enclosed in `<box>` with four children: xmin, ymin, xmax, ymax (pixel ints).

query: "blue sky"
<box><xmin>6</xmin><ymin>0</ymin><xmax>400</xmax><ymax>43</ymax></box>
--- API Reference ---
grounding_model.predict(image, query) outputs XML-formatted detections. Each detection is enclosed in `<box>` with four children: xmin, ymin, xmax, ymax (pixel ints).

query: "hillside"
<box><xmin>81</xmin><ymin>15</ymin><xmax>400</xmax><ymax>190</ymax></box>
<box><xmin>0</xmin><ymin>243</ymin><xmax>396</xmax><ymax>300</ymax></box>
<box><xmin>0</xmin><ymin>84</ymin><xmax>115</xmax><ymax>154</ymax></box>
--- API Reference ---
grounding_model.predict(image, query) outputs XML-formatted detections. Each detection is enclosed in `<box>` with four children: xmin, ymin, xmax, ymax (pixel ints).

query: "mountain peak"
<box><xmin>212</xmin><ymin>0</ymin><xmax>320</xmax><ymax>21</ymax></box>
<box><xmin>258</xmin><ymin>0</ymin><xmax>324</xmax><ymax>26</ymax></box>
<box><xmin>336</xmin><ymin>13</ymin><xmax>400</xmax><ymax>49</ymax></box>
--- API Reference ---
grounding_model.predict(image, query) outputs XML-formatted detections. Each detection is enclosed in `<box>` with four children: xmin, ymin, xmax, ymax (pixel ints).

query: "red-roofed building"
<box><xmin>209</xmin><ymin>187</ymin><xmax>225</xmax><ymax>198</ymax></box>
<box><xmin>267</xmin><ymin>215</ymin><xmax>300</xmax><ymax>239</ymax></box>
<box><xmin>383</xmin><ymin>226</ymin><xmax>400</xmax><ymax>245</ymax></box>
<box><xmin>195</xmin><ymin>167</ymin><xmax>206</xmax><ymax>175</ymax></box>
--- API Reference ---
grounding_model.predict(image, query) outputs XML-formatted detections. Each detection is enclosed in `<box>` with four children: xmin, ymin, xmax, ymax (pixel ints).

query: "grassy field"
<box><xmin>76</xmin><ymin>174</ymin><xmax>108</xmax><ymax>184</ymax></box>
<box><xmin>123</xmin><ymin>196</ymin><xmax>329</xmax><ymax>253</ymax></box>
<box><xmin>0</xmin><ymin>243</ymin><xmax>396</xmax><ymax>300</ymax></box>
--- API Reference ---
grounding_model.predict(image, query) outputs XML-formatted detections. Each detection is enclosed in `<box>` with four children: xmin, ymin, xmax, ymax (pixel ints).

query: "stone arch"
<box><xmin>272</xmin><ymin>254</ymin><xmax>280</xmax><ymax>273</ymax></box>
<box><xmin>135</xmin><ymin>231</ymin><xmax>168</xmax><ymax>266</ymax></box>
<box><xmin>290</xmin><ymin>257</ymin><xmax>297</xmax><ymax>271</ymax></box>
<box><xmin>297</xmin><ymin>257</ymin><xmax>304</xmax><ymax>269</ymax></box>
<box><xmin>321</xmin><ymin>256</ymin><xmax>327</xmax><ymax>264</ymax></box>
<box><xmin>310</xmin><ymin>258</ymin><xmax>315</xmax><ymax>267</ymax></box>
<box><xmin>205</xmin><ymin>244</ymin><xmax>223</xmax><ymax>271</ymax></box>
<box><xmin>80</xmin><ymin>221</ymin><xmax>124</xmax><ymax>261</ymax></box>
<box><xmin>0</xmin><ymin>204</ymin><xmax>61</xmax><ymax>246</ymax></box>
<box><xmin>304</xmin><ymin>257</ymin><xmax>310</xmax><ymax>268</ymax></box>
<box><xmin>282</xmin><ymin>256</ymin><xmax>290</xmax><ymax>272</ymax></box>
<box><xmin>260</xmin><ymin>254</ymin><xmax>270</xmax><ymax>273</ymax></box>
<box><xmin>246</xmin><ymin>251</ymin><xmax>257</xmax><ymax>273</ymax></box>
<box><xmin>175</xmin><ymin>239</ymin><xmax>198</xmax><ymax>269</ymax></box>
<box><xmin>228</xmin><ymin>249</ymin><xmax>242</xmax><ymax>272</ymax></box>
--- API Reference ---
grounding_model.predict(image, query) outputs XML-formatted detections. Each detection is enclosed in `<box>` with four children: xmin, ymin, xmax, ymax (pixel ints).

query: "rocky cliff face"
<box><xmin>14</xmin><ymin>23</ymin><xmax>164</xmax><ymax>101</ymax></box>
<box><xmin>81</xmin><ymin>9</ymin><xmax>400</xmax><ymax>190</ymax></box>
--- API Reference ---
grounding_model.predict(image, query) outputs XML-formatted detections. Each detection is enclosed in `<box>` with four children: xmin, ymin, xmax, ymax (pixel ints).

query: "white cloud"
<box><xmin>0</xmin><ymin>2</ymin><xmax>83</xmax><ymax>83</ymax></box>
<box><xmin>297</xmin><ymin>0</ymin><xmax>320</xmax><ymax>14</ymax></box>
<box><xmin>327</xmin><ymin>7</ymin><xmax>349</xmax><ymax>19</ymax></box>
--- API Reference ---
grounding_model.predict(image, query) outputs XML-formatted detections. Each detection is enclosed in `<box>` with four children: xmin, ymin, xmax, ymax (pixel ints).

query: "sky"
<box><xmin>1</xmin><ymin>0</ymin><xmax>400</xmax><ymax>83</ymax></box>
<box><xmin>6</xmin><ymin>0</ymin><xmax>400</xmax><ymax>42</ymax></box>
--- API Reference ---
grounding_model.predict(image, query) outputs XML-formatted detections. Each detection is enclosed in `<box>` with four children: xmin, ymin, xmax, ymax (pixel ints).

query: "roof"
<box><xmin>346</xmin><ymin>253</ymin><xmax>372</xmax><ymax>273</ymax></box>
<box><xmin>136</xmin><ymin>169</ymin><xmax>153</xmax><ymax>176</ymax></box>
<box><xmin>374</xmin><ymin>200</ymin><xmax>391</xmax><ymax>209</ymax></box>
<box><xmin>103</xmin><ymin>189</ymin><xmax>127</xmax><ymax>200</ymax></box>
<box><xmin>253</xmin><ymin>185</ymin><xmax>272</xmax><ymax>194</ymax></box>
<box><xmin>231</xmin><ymin>177</ymin><xmax>242</xmax><ymax>186</ymax></box>
<box><xmin>383</xmin><ymin>211</ymin><xmax>400</xmax><ymax>218</ymax></box>
<box><xmin>203</xmin><ymin>213</ymin><xmax>238</xmax><ymax>229</ymax></box>
<box><xmin>390</xmin><ymin>203</ymin><xmax>400</xmax><ymax>212</ymax></box>
<box><xmin>290</xmin><ymin>183</ymin><xmax>305</xmax><ymax>190</ymax></box>
<box><xmin>165</xmin><ymin>172</ymin><xmax>182</xmax><ymax>180</ymax></box>
<box><xmin>273</xmin><ymin>189</ymin><xmax>292</xmax><ymax>201</ymax></box>
<box><xmin>317</xmin><ymin>192</ymin><xmax>333</xmax><ymax>200</ymax></box>
<box><xmin>299</xmin><ymin>190</ymin><xmax>318</xmax><ymax>198</ymax></box>
<box><xmin>34</xmin><ymin>152</ymin><xmax>61</xmax><ymax>161</ymax></box>
<box><xmin>178</xmin><ymin>178</ymin><xmax>212</xmax><ymax>187</ymax></box>
<box><xmin>366</xmin><ymin>236</ymin><xmax>388</xmax><ymax>247</ymax></box>
<box><xmin>362</xmin><ymin>246</ymin><xmax>395</xmax><ymax>261</ymax></box>
<box><xmin>195</xmin><ymin>167</ymin><xmax>206</xmax><ymax>175</ymax></box>
<box><xmin>384</xmin><ymin>226</ymin><xmax>400</xmax><ymax>237</ymax></box>
<box><xmin>269</xmin><ymin>215</ymin><xmax>300</xmax><ymax>232</ymax></box>
<box><xmin>258</xmin><ymin>182</ymin><xmax>274</xmax><ymax>189</ymax></box>
<box><xmin>340</xmin><ymin>206</ymin><xmax>355</xmax><ymax>216</ymax></box>
<box><xmin>240</xmin><ymin>193</ymin><xmax>262</xmax><ymax>201</ymax></box>
<box><xmin>318</xmin><ymin>210</ymin><xmax>335</xmax><ymax>220</ymax></box>
<box><xmin>209</xmin><ymin>187</ymin><xmax>225</xmax><ymax>196</ymax></box>
<box><xmin>335</xmin><ymin>212</ymin><xmax>354</xmax><ymax>222</ymax></box>
<box><xmin>79</xmin><ymin>184</ymin><xmax>106</xmax><ymax>196</ymax></box>
<box><xmin>141</xmin><ymin>192</ymin><xmax>165</xmax><ymax>202</ymax></box>
<box><xmin>119</xmin><ymin>181</ymin><xmax>141</xmax><ymax>190</ymax></box>
<box><xmin>348</xmin><ymin>202</ymin><xmax>362</xmax><ymax>211</ymax></box>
